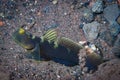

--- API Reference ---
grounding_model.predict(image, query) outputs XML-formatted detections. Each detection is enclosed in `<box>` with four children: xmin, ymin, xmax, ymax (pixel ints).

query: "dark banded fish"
<box><xmin>12</xmin><ymin>28</ymin><xmax>83</xmax><ymax>66</ymax></box>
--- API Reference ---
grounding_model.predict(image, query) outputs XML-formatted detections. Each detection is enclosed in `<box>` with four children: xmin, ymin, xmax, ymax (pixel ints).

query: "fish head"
<box><xmin>12</xmin><ymin>28</ymin><xmax>35</xmax><ymax>50</ymax></box>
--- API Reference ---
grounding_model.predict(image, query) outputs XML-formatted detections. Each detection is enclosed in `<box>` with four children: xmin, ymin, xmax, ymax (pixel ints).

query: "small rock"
<box><xmin>44</xmin><ymin>23</ymin><xmax>59</xmax><ymax>31</ymax></box>
<box><xmin>112</xmin><ymin>36</ymin><xmax>120</xmax><ymax>58</ymax></box>
<box><xmin>26</xmin><ymin>17</ymin><xmax>35</xmax><ymax>25</ymax></box>
<box><xmin>82</xmin><ymin>8</ymin><xmax>94</xmax><ymax>23</ymax></box>
<box><xmin>103</xmin><ymin>4</ymin><xmax>120</xmax><ymax>24</ymax></box>
<box><xmin>79</xmin><ymin>23</ymin><xmax>84</xmax><ymax>29</ymax></box>
<box><xmin>34</xmin><ymin>0</ymin><xmax>37</xmax><ymax>5</ymax></box>
<box><xmin>52</xmin><ymin>0</ymin><xmax>58</xmax><ymax>5</ymax></box>
<box><xmin>92</xmin><ymin>0</ymin><xmax>103</xmax><ymax>13</ymax></box>
<box><xmin>95</xmin><ymin>15</ymin><xmax>102</xmax><ymax>22</ymax></box>
<box><xmin>100</xmin><ymin>30</ymin><xmax>117</xmax><ymax>46</ymax></box>
<box><xmin>82</xmin><ymin>1</ymin><xmax>90</xmax><ymax>7</ymax></box>
<box><xmin>116</xmin><ymin>15</ymin><xmax>120</xmax><ymax>24</ymax></box>
<box><xmin>79</xmin><ymin>41</ymin><xmax>87</xmax><ymax>45</ymax></box>
<box><xmin>72</xmin><ymin>0</ymin><xmax>90</xmax><ymax>9</ymax></box>
<box><xmin>83</xmin><ymin>21</ymin><xmax>100</xmax><ymax>41</ymax></box>
<box><xmin>64</xmin><ymin>12</ymin><xmax>67</xmax><ymax>15</ymax></box>
<box><xmin>0</xmin><ymin>13</ymin><xmax>4</xmax><ymax>18</ymax></box>
<box><xmin>6</xmin><ymin>15</ymin><xmax>14</xmax><ymax>20</ymax></box>
<box><xmin>22</xmin><ymin>2</ymin><xmax>29</xmax><ymax>7</ymax></box>
<box><xmin>88</xmin><ymin>44</ymin><xmax>98</xmax><ymax>51</ymax></box>
<box><xmin>109</xmin><ymin>21</ymin><xmax>120</xmax><ymax>36</ymax></box>
<box><xmin>107</xmin><ymin>0</ymin><xmax>113</xmax><ymax>2</ymax></box>
<box><xmin>10</xmin><ymin>47</ymin><xmax>13</xmax><ymax>50</ymax></box>
<box><xmin>57</xmin><ymin>75</ymin><xmax>60</xmax><ymax>78</ymax></box>
<box><xmin>43</xmin><ymin>6</ymin><xmax>51</xmax><ymax>13</ymax></box>
<box><xmin>0</xmin><ymin>20</ymin><xmax>4</xmax><ymax>27</ymax></box>
<box><xmin>38</xmin><ymin>27</ymin><xmax>42</xmax><ymax>33</ymax></box>
<box><xmin>82</xmin><ymin>67</ymin><xmax>88</xmax><ymax>73</ymax></box>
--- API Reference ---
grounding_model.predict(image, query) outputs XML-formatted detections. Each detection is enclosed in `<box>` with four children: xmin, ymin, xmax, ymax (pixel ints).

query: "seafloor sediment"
<box><xmin>0</xmin><ymin>0</ymin><xmax>120</xmax><ymax>80</ymax></box>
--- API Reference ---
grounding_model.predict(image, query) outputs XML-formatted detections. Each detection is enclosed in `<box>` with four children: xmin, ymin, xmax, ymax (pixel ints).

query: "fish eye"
<box><xmin>19</xmin><ymin>28</ymin><xmax>25</xmax><ymax>34</ymax></box>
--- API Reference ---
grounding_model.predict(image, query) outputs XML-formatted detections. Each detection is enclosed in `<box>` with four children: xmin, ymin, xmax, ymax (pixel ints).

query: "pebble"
<box><xmin>19</xmin><ymin>13</ymin><xmax>23</xmax><ymax>16</ymax></box>
<box><xmin>52</xmin><ymin>0</ymin><xmax>58</xmax><ymax>5</ymax></box>
<box><xmin>38</xmin><ymin>27</ymin><xmax>42</xmax><ymax>33</ymax></box>
<box><xmin>107</xmin><ymin>0</ymin><xmax>113</xmax><ymax>2</ymax></box>
<box><xmin>30</xmin><ymin>8</ymin><xmax>36</xmax><ymax>13</ymax></box>
<box><xmin>0</xmin><ymin>13</ymin><xmax>4</xmax><ymax>18</ymax></box>
<box><xmin>7</xmin><ymin>16</ymin><xmax>15</xmax><ymax>20</ymax></box>
<box><xmin>22</xmin><ymin>2</ymin><xmax>29</xmax><ymax>7</ymax></box>
<box><xmin>79</xmin><ymin>41</ymin><xmax>86</xmax><ymax>45</ymax></box>
<box><xmin>44</xmin><ymin>23</ymin><xmax>59</xmax><ymax>31</ymax></box>
<box><xmin>82</xmin><ymin>8</ymin><xmax>94</xmax><ymax>23</ymax></box>
<box><xmin>43</xmin><ymin>6</ymin><xmax>51</xmax><ymax>13</ymax></box>
<box><xmin>92</xmin><ymin>0</ymin><xmax>103</xmax><ymax>13</ymax></box>
<box><xmin>72</xmin><ymin>0</ymin><xmax>90</xmax><ymax>9</ymax></box>
<box><xmin>88</xmin><ymin>44</ymin><xmax>98</xmax><ymax>51</ymax></box>
<box><xmin>57</xmin><ymin>75</ymin><xmax>60</xmax><ymax>78</ymax></box>
<box><xmin>116</xmin><ymin>15</ymin><xmax>120</xmax><ymax>24</ymax></box>
<box><xmin>25</xmin><ymin>16</ymin><xmax>35</xmax><ymax>25</ymax></box>
<box><xmin>10</xmin><ymin>47</ymin><xmax>13</xmax><ymax>50</ymax></box>
<box><xmin>0</xmin><ymin>37</ymin><xmax>4</xmax><ymax>44</ymax></box>
<box><xmin>0</xmin><ymin>20</ymin><xmax>4</xmax><ymax>26</ymax></box>
<box><xmin>100</xmin><ymin>30</ymin><xmax>117</xmax><ymax>46</ymax></box>
<box><xmin>82</xmin><ymin>67</ymin><xmax>88</xmax><ymax>73</ymax></box>
<box><xmin>83</xmin><ymin>21</ymin><xmax>100</xmax><ymax>41</ymax></box>
<box><xmin>79</xmin><ymin>23</ymin><xmax>84</xmax><ymax>29</ymax></box>
<box><xmin>24</xmin><ymin>26</ymin><xmax>28</xmax><ymax>30</ymax></box>
<box><xmin>103</xmin><ymin>4</ymin><xmax>120</xmax><ymax>24</ymax></box>
<box><xmin>112</xmin><ymin>37</ymin><xmax>120</xmax><ymax>58</ymax></box>
<box><xmin>34</xmin><ymin>0</ymin><xmax>37</xmax><ymax>5</ymax></box>
<box><xmin>109</xmin><ymin>21</ymin><xmax>120</xmax><ymax>36</ymax></box>
<box><xmin>64</xmin><ymin>12</ymin><xmax>67</xmax><ymax>15</ymax></box>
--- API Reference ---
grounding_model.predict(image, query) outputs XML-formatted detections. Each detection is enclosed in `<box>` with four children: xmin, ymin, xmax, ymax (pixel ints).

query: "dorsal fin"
<box><xmin>41</xmin><ymin>29</ymin><xmax>58</xmax><ymax>43</ymax></box>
